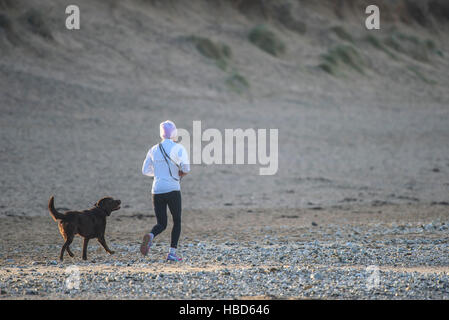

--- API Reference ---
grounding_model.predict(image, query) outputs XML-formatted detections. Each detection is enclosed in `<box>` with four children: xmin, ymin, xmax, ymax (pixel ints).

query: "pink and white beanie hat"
<box><xmin>160</xmin><ymin>120</ymin><xmax>178</xmax><ymax>140</ymax></box>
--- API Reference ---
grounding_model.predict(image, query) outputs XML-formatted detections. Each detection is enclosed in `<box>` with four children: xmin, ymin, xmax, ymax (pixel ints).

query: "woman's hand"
<box><xmin>179</xmin><ymin>170</ymin><xmax>187</xmax><ymax>177</ymax></box>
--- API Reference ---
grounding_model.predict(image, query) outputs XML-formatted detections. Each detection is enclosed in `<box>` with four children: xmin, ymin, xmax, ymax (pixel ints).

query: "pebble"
<box><xmin>311</xmin><ymin>273</ymin><xmax>323</xmax><ymax>280</ymax></box>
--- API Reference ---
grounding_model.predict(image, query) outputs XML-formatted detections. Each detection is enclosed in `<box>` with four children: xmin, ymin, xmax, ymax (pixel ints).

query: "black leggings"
<box><xmin>150</xmin><ymin>191</ymin><xmax>182</xmax><ymax>248</ymax></box>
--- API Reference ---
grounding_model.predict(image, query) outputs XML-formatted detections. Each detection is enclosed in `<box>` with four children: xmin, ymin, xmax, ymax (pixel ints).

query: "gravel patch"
<box><xmin>1</xmin><ymin>218</ymin><xmax>449</xmax><ymax>299</ymax></box>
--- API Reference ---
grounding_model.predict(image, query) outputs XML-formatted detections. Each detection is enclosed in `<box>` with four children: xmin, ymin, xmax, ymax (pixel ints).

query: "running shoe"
<box><xmin>166</xmin><ymin>252</ymin><xmax>182</xmax><ymax>262</ymax></box>
<box><xmin>140</xmin><ymin>233</ymin><xmax>153</xmax><ymax>256</ymax></box>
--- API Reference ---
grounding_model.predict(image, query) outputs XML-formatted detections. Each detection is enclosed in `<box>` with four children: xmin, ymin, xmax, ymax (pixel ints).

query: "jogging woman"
<box><xmin>140</xmin><ymin>120</ymin><xmax>190</xmax><ymax>262</ymax></box>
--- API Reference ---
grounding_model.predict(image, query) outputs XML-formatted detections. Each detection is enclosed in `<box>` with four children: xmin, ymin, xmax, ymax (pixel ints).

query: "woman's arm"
<box><xmin>142</xmin><ymin>148</ymin><xmax>154</xmax><ymax>176</ymax></box>
<box><xmin>177</xmin><ymin>144</ymin><xmax>190</xmax><ymax>176</ymax></box>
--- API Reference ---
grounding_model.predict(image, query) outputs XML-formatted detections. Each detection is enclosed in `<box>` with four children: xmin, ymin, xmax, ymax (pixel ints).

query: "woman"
<box><xmin>140</xmin><ymin>120</ymin><xmax>190</xmax><ymax>262</ymax></box>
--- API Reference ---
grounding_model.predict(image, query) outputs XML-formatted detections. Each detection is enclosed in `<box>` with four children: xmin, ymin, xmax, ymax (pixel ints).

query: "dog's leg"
<box><xmin>98</xmin><ymin>236</ymin><xmax>115</xmax><ymax>255</ymax></box>
<box><xmin>60</xmin><ymin>243</ymin><xmax>67</xmax><ymax>261</ymax></box>
<box><xmin>66</xmin><ymin>246</ymin><xmax>75</xmax><ymax>258</ymax></box>
<box><xmin>60</xmin><ymin>237</ymin><xmax>73</xmax><ymax>261</ymax></box>
<box><xmin>82</xmin><ymin>238</ymin><xmax>89</xmax><ymax>260</ymax></box>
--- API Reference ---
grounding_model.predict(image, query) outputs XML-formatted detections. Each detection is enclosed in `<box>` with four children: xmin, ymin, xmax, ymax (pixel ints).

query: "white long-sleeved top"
<box><xmin>142</xmin><ymin>139</ymin><xmax>190</xmax><ymax>194</ymax></box>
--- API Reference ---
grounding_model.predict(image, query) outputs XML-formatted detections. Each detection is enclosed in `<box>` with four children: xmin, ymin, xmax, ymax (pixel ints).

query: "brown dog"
<box><xmin>48</xmin><ymin>196</ymin><xmax>121</xmax><ymax>261</ymax></box>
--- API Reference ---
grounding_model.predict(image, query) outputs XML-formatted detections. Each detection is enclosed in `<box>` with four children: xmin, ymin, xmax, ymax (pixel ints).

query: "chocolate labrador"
<box><xmin>48</xmin><ymin>195</ymin><xmax>121</xmax><ymax>261</ymax></box>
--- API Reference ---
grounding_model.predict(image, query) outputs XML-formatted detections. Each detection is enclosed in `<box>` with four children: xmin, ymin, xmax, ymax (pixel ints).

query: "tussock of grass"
<box><xmin>331</xmin><ymin>26</ymin><xmax>353</xmax><ymax>43</ymax></box>
<box><xmin>407</xmin><ymin>65</ymin><xmax>437</xmax><ymax>85</ymax></box>
<box><xmin>226</xmin><ymin>72</ymin><xmax>250</xmax><ymax>94</ymax></box>
<box><xmin>188</xmin><ymin>35</ymin><xmax>250</xmax><ymax>94</ymax></box>
<box><xmin>365</xmin><ymin>34</ymin><xmax>382</xmax><ymax>49</ymax></box>
<box><xmin>383</xmin><ymin>36</ymin><xmax>401</xmax><ymax>53</ymax></box>
<box><xmin>424</xmin><ymin>39</ymin><xmax>444</xmax><ymax>57</ymax></box>
<box><xmin>396</xmin><ymin>32</ymin><xmax>421</xmax><ymax>45</ymax></box>
<box><xmin>425</xmin><ymin>39</ymin><xmax>436</xmax><ymax>51</ymax></box>
<box><xmin>21</xmin><ymin>9</ymin><xmax>53</xmax><ymax>40</ymax></box>
<box><xmin>319</xmin><ymin>44</ymin><xmax>364</xmax><ymax>76</ymax></box>
<box><xmin>191</xmin><ymin>36</ymin><xmax>231</xmax><ymax>60</ymax></box>
<box><xmin>383</xmin><ymin>32</ymin><xmax>439</xmax><ymax>63</ymax></box>
<box><xmin>318</xmin><ymin>63</ymin><xmax>336</xmax><ymax>75</ymax></box>
<box><xmin>190</xmin><ymin>36</ymin><xmax>232</xmax><ymax>70</ymax></box>
<box><xmin>248</xmin><ymin>24</ymin><xmax>286</xmax><ymax>57</ymax></box>
<box><xmin>365</xmin><ymin>34</ymin><xmax>396</xmax><ymax>59</ymax></box>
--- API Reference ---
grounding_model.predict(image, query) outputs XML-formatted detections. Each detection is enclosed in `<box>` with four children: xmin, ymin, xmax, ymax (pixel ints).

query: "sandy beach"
<box><xmin>1</xmin><ymin>204</ymin><xmax>449</xmax><ymax>299</ymax></box>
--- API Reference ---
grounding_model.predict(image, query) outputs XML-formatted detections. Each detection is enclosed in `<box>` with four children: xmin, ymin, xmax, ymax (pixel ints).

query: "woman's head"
<box><xmin>160</xmin><ymin>120</ymin><xmax>178</xmax><ymax>140</ymax></box>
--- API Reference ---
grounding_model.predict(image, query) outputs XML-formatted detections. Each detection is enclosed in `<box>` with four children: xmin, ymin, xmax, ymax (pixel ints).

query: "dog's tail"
<box><xmin>48</xmin><ymin>196</ymin><xmax>65</xmax><ymax>222</ymax></box>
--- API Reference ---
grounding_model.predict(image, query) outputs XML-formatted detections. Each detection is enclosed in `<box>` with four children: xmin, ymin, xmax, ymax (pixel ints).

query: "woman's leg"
<box><xmin>167</xmin><ymin>191</ymin><xmax>182</xmax><ymax>248</ymax></box>
<box><xmin>141</xmin><ymin>193</ymin><xmax>168</xmax><ymax>256</ymax></box>
<box><xmin>151</xmin><ymin>193</ymin><xmax>168</xmax><ymax>237</ymax></box>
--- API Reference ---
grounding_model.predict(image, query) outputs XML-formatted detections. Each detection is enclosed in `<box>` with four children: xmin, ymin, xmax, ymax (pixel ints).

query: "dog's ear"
<box><xmin>95</xmin><ymin>199</ymin><xmax>102</xmax><ymax>208</ymax></box>
<box><xmin>96</xmin><ymin>197</ymin><xmax>110</xmax><ymax>206</ymax></box>
<box><xmin>95</xmin><ymin>198</ymin><xmax>107</xmax><ymax>208</ymax></box>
